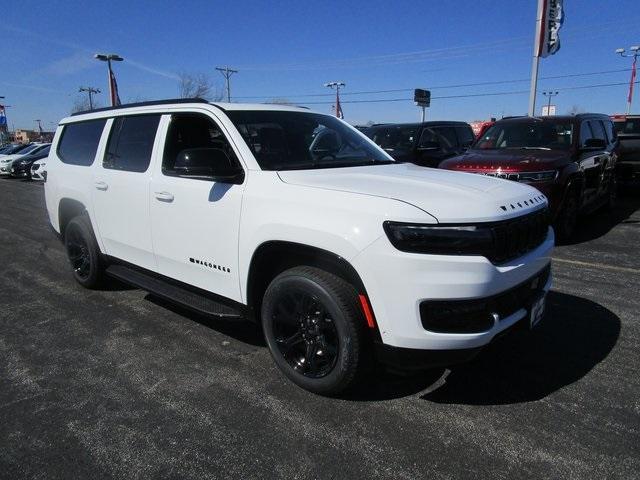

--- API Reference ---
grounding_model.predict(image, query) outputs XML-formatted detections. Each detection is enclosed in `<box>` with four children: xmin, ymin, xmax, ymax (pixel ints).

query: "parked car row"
<box><xmin>0</xmin><ymin>142</ymin><xmax>50</xmax><ymax>180</ymax></box>
<box><xmin>364</xmin><ymin>113</ymin><xmax>619</xmax><ymax>242</ymax></box>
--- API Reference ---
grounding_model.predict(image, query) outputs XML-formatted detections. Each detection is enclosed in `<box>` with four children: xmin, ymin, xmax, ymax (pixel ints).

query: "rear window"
<box><xmin>58</xmin><ymin>119</ymin><xmax>107</xmax><ymax>166</ymax></box>
<box><xmin>615</xmin><ymin>118</ymin><xmax>640</xmax><ymax>134</ymax></box>
<box><xmin>103</xmin><ymin>115</ymin><xmax>161</xmax><ymax>172</ymax></box>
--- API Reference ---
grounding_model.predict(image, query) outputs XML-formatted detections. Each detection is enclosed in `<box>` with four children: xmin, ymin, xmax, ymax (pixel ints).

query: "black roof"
<box><xmin>496</xmin><ymin>113</ymin><xmax>611</xmax><ymax>123</ymax></box>
<box><xmin>71</xmin><ymin>98</ymin><xmax>212</xmax><ymax>116</ymax></box>
<box><xmin>368</xmin><ymin>121</ymin><xmax>471</xmax><ymax>129</ymax></box>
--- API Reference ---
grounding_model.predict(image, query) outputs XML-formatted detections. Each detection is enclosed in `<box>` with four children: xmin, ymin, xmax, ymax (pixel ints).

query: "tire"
<box><xmin>604</xmin><ymin>175</ymin><xmax>617</xmax><ymax>211</ymax></box>
<box><xmin>261</xmin><ymin>266</ymin><xmax>369</xmax><ymax>395</ymax></box>
<box><xmin>554</xmin><ymin>187</ymin><xmax>580</xmax><ymax>242</ymax></box>
<box><xmin>64</xmin><ymin>214</ymin><xmax>104</xmax><ymax>289</ymax></box>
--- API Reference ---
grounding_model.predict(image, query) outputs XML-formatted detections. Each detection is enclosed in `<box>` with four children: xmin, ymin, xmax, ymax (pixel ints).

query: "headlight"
<box><xmin>515</xmin><ymin>170</ymin><xmax>558</xmax><ymax>183</ymax></box>
<box><xmin>383</xmin><ymin>222</ymin><xmax>494</xmax><ymax>256</ymax></box>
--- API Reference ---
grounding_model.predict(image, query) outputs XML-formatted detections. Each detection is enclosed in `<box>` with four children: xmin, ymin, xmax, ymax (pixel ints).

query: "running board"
<box><xmin>105</xmin><ymin>264</ymin><xmax>243</xmax><ymax>319</ymax></box>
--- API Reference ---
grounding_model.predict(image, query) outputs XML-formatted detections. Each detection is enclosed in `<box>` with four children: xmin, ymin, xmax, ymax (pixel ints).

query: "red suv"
<box><xmin>439</xmin><ymin>114</ymin><xmax>618</xmax><ymax>241</ymax></box>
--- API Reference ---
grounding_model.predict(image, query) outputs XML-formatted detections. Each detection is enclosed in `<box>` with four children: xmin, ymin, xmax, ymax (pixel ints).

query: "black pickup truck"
<box><xmin>612</xmin><ymin>115</ymin><xmax>640</xmax><ymax>185</ymax></box>
<box><xmin>365</xmin><ymin>121</ymin><xmax>475</xmax><ymax>168</ymax></box>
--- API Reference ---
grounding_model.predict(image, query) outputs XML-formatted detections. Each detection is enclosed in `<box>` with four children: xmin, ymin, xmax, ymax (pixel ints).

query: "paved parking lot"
<box><xmin>1</xmin><ymin>178</ymin><xmax>638</xmax><ymax>479</ymax></box>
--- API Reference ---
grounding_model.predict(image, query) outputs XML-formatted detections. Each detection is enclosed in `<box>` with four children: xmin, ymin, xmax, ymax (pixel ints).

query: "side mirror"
<box><xmin>417</xmin><ymin>141</ymin><xmax>441</xmax><ymax>152</ymax></box>
<box><xmin>174</xmin><ymin>148</ymin><xmax>244</xmax><ymax>184</ymax></box>
<box><xmin>581</xmin><ymin>138</ymin><xmax>606</xmax><ymax>151</ymax></box>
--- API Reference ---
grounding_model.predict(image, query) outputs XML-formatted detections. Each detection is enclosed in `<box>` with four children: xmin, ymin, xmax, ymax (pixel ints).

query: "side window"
<box><xmin>456</xmin><ymin>126</ymin><xmax>475</xmax><ymax>147</ymax></box>
<box><xmin>589</xmin><ymin>120</ymin><xmax>606</xmax><ymax>142</ymax></box>
<box><xmin>58</xmin><ymin>119</ymin><xmax>106</xmax><ymax>166</ymax></box>
<box><xmin>418</xmin><ymin>128</ymin><xmax>439</xmax><ymax>147</ymax></box>
<box><xmin>420</xmin><ymin>127</ymin><xmax>457</xmax><ymax>149</ymax></box>
<box><xmin>433</xmin><ymin>127</ymin><xmax>459</xmax><ymax>148</ymax></box>
<box><xmin>103</xmin><ymin>115</ymin><xmax>161</xmax><ymax>172</ymax></box>
<box><xmin>162</xmin><ymin>113</ymin><xmax>239</xmax><ymax>177</ymax></box>
<box><xmin>602</xmin><ymin>120</ymin><xmax>616</xmax><ymax>144</ymax></box>
<box><xmin>579</xmin><ymin>121</ymin><xmax>593</xmax><ymax>146</ymax></box>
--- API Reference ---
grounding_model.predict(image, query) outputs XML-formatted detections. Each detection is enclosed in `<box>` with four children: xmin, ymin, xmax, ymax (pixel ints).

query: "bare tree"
<box><xmin>567</xmin><ymin>105</ymin><xmax>585</xmax><ymax>116</ymax></box>
<box><xmin>71</xmin><ymin>95</ymin><xmax>101</xmax><ymax>114</ymax></box>
<box><xmin>126</xmin><ymin>95</ymin><xmax>149</xmax><ymax>104</ymax></box>
<box><xmin>264</xmin><ymin>97</ymin><xmax>294</xmax><ymax>105</ymax></box>
<box><xmin>178</xmin><ymin>72</ymin><xmax>222</xmax><ymax>101</ymax></box>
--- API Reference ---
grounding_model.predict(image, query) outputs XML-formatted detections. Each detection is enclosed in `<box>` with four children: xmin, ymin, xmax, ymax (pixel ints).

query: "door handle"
<box><xmin>94</xmin><ymin>181</ymin><xmax>108</xmax><ymax>191</ymax></box>
<box><xmin>154</xmin><ymin>191</ymin><xmax>174</xmax><ymax>202</ymax></box>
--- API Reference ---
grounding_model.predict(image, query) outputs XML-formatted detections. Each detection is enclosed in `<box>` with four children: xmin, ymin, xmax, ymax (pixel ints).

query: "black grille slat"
<box><xmin>489</xmin><ymin>208</ymin><xmax>549</xmax><ymax>264</ymax></box>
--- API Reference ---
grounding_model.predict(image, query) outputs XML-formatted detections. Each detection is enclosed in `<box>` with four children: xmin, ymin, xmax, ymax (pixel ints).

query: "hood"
<box><xmin>1</xmin><ymin>153</ymin><xmax>27</xmax><ymax>163</ymax></box>
<box><xmin>440</xmin><ymin>148</ymin><xmax>570</xmax><ymax>172</ymax></box>
<box><xmin>277</xmin><ymin>163</ymin><xmax>547</xmax><ymax>223</ymax></box>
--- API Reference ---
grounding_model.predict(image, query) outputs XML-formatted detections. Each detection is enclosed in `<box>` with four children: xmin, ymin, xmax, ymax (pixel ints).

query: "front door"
<box><xmin>91</xmin><ymin>114</ymin><xmax>162</xmax><ymax>271</ymax></box>
<box><xmin>149</xmin><ymin>111</ymin><xmax>245</xmax><ymax>302</ymax></box>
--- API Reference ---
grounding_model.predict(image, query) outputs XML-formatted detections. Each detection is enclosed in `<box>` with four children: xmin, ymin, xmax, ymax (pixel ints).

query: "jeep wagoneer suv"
<box><xmin>45</xmin><ymin>99</ymin><xmax>553</xmax><ymax>395</ymax></box>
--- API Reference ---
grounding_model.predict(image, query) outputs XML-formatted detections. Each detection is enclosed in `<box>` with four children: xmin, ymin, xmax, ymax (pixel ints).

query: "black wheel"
<box><xmin>604</xmin><ymin>176</ymin><xmax>617</xmax><ymax>211</ymax></box>
<box><xmin>555</xmin><ymin>188</ymin><xmax>579</xmax><ymax>242</ymax></box>
<box><xmin>261</xmin><ymin>266</ymin><xmax>369</xmax><ymax>395</ymax></box>
<box><xmin>64</xmin><ymin>215</ymin><xmax>104</xmax><ymax>288</ymax></box>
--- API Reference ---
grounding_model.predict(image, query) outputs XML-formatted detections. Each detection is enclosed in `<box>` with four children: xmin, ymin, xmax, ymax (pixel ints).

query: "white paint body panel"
<box><xmin>45</xmin><ymin>102</ymin><xmax>554</xmax><ymax>352</ymax></box>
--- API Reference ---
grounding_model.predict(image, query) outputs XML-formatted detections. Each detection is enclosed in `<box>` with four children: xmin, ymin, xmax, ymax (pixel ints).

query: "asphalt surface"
<box><xmin>1</xmin><ymin>178</ymin><xmax>638</xmax><ymax>479</ymax></box>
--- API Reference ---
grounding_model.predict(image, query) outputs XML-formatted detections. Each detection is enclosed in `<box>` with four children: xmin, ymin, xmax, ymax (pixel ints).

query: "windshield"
<box><xmin>474</xmin><ymin>121</ymin><xmax>573</xmax><ymax>150</ymax></box>
<box><xmin>5</xmin><ymin>144</ymin><xmax>31</xmax><ymax>155</ymax></box>
<box><xmin>227</xmin><ymin>110</ymin><xmax>394</xmax><ymax>170</ymax></box>
<box><xmin>19</xmin><ymin>144</ymin><xmax>41</xmax><ymax>155</ymax></box>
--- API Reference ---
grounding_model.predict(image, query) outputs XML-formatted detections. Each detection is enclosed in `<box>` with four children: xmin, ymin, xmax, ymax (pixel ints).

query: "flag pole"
<box><xmin>528</xmin><ymin>0</ymin><xmax>546</xmax><ymax>116</ymax></box>
<box><xmin>627</xmin><ymin>56</ymin><xmax>637</xmax><ymax>115</ymax></box>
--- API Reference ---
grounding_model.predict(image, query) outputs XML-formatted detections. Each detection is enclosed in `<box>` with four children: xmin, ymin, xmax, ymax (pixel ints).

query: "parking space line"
<box><xmin>553</xmin><ymin>257</ymin><xmax>640</xmax><ymax>275</ymax></box>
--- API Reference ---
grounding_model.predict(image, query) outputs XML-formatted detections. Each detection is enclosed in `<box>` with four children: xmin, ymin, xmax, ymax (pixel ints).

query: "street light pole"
<box><xmin>95</xmin><ymin>53</ymin><xmax>124</xmax><ymax>107</ymax></box>
<box><xmin>616</xmin><ymin>45</ymin><xmax>640</xmax><ymax>115</ymax></box>
<box><xmin>324</xmin><ymin>82</ymin><xmax>345</xmax><ymax>118</ymax></box>
<box><xmin>542</xmin><ymin>91</ymin><xmax>559</xmax><ymax>115</ymax></box>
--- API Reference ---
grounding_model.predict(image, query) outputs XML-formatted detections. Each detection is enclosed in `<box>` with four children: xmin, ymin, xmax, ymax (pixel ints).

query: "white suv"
<box><xmin>45</xmin><ymin>99</ymin><xmax>553</xmax><ymax>394</ymax></box>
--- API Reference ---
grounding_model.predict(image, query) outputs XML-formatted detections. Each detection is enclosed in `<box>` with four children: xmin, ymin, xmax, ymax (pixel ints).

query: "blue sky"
<box><xmin>2</xmin><ymin>0</ymin><xmax>640</xmax><ymax>130</ymax></box>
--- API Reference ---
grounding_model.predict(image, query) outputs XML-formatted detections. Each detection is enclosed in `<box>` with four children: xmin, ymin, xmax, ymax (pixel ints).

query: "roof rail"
<box><xmin>70</xmin><ymin>98</ymin><xmax>210</xmax><ymax>116</ymax></box>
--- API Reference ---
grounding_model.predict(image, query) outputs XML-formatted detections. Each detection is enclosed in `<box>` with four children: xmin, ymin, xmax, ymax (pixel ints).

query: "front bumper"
<box><xmin>353</xmin><ymin>227</ymin><xmax>554</xmax><ymax>351</ymax></box>
<box><xmin>10</xmin><ymin>166</ymin><xmax>30</xmax><ymax>177</ymax></box>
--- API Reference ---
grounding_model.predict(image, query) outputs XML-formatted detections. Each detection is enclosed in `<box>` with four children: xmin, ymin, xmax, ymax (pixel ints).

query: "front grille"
<box><xmin>489</xmin><ymin>208</ymin><xmax>549</xmax><ymax>264</ymax></box>
<box><xmin>420</xmin><ymin>264</ymin><xmax>550</xmax><ymax>333</ymax></box>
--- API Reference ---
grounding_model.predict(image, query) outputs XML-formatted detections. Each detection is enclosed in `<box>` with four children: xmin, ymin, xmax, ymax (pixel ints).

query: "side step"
<box><xmin>105</xmin><ymin>264</ymin><xmax>243</xmax><ymax>319</ymax></box>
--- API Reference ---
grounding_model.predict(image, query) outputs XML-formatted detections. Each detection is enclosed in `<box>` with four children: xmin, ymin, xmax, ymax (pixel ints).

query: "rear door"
<box><xmin>577</xmin><ymin>119</ymin><xmax>607</xmax><ymax>206</ymax></box>
<box><xmin>149</xmin><ymin>111</ymin><xmax>245</xmax><ymax>301</ymax></box>
<box><xmin>91</xmin><ymin>114</ymin><xmax>162</xmax><ymax>270</ymax></box>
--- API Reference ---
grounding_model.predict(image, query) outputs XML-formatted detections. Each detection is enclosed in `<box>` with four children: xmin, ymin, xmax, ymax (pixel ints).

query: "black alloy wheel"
<box><xmin>64</xmin><ymin>215</ymin><xmax>104</xmax><ymax>288</ymax></box>
<box><xmin>262</xmin><ymin>266</ymin><xmax>369</xmax><ymax>395</ymax></box>
<box><xmin>66</xmin><ymin>227</ymin><xmax>91</xmax><ymax>280</ymax></box>
<box><xmin>555</xmin><ymin>189</ymin><xmax>579</xmax><ymax>242</ymax></box>
<box><xmin>271</xmin><ymin>288</ymin><xmax>339</xmax><ymax>378</ymax></box>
